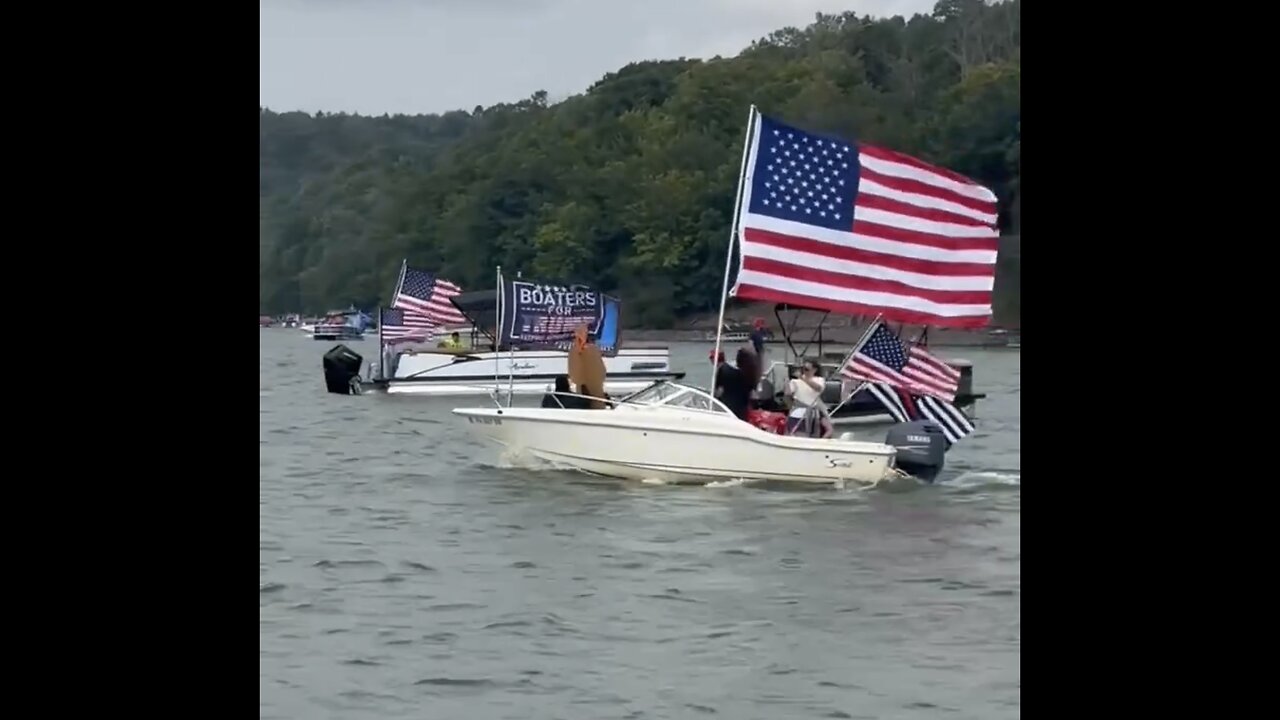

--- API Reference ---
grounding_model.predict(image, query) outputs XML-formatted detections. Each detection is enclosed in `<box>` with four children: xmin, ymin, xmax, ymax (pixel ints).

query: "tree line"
<box><xmin>260</xmin><ymin>0</ymin><xmax>1020</xmax><ymax>327</ymax></box>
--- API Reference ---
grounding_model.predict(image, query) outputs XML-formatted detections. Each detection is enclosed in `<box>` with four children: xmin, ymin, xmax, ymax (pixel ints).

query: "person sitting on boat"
<box><xmin>784</xmin><ymin>359</ymin><xmax>833</xmax><ymax>438</ymax></box>
<box><xmin>438</xmin><ymin>331</ymin><xmax>464</xmax><ymax>350</ymax></box>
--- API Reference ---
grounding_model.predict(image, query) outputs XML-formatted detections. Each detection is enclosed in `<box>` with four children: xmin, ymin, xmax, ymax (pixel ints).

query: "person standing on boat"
<box><xmin>784</xmin><ymin>359</ymin><xmax>833</xmax><ymax>438</ymax></box>
<box><xmin>711</xmin><ymin>348</ymin><xmax>752</xmax><ymax>422</ymax></box>
<box><xmin>749</xmin><ymin>318</ymin><xmax>768</xmax><ymax>357</ymax></box>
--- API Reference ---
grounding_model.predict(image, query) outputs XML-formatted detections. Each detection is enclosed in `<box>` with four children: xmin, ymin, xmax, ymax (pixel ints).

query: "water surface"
<box><xmin>260</xmin><ymin>332</ymin><xmax>1020</xmax><ymax>719</ymax></box>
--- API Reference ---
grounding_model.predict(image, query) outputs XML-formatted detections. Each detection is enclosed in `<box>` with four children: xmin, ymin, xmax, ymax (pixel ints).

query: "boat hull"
<box><xmin>452</xmin><ymin>407</ymin><xmax>896</xmax><ymax>485</ymax></box>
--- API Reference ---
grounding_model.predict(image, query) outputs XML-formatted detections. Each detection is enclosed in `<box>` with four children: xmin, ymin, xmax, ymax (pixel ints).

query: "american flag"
<box><xmin>379</xmin><ymin>307</ymin><xmax>432</xmax><ymax>344</ymax></box>
<box><xmin>840</xmin><ymin>321</ymin><xmax>961</xmax><ymax>401</ymax></box>
<box><xmin>392</xmin><ymin>265</ymin><xmax>467</xmax><ymax>326</ymax></box>
<box><xmin>730</xmin><ymin>112</ymin><xmax>999</xmax><ymax>328</ymax></box>
<box><xmin>864</xmin><ymin>382</ymin><xmax>975</xmax><ymax>445</ymax></box>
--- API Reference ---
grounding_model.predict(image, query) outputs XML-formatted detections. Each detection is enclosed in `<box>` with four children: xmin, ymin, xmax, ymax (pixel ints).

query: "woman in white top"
<box><xmin>784</xmin><ymin>360</ymin><xmax>834</xmax><ymax>438</ymax></box>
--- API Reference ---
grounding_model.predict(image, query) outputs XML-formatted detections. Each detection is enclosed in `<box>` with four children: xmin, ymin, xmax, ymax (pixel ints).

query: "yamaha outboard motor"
<box><xmin>884</xmin><ymin>420</ymin><xmax>949</xmax><ymax>482</ymax></box>
<box><xmin>323</xmin><ymin>344</ymin><xmax>364</xmax><ymax>395</ymax></box>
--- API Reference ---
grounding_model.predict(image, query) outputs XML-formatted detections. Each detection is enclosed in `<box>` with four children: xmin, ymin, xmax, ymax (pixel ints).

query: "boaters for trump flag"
<box><xmin>730</xmin><ymin>111</ymin><xmax>1000</xmax><ymax>328</ymax></box>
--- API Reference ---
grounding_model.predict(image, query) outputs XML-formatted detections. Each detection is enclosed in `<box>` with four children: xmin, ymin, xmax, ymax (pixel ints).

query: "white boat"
<box><xmin>373</xmin><ymin>284</ymin><xmax>684</xmax><ymax>396</ymax></box>
<box><xmin>452</xmin><ymin>381</ymin><xmax>900</xmax><ymax>485</ymax></box>
<box><xmin>382</xmin><ymin>344</ymin><xmax>682</xmax><ymax>396</ymax></box>
<box><xmin>450</xmin><ymin>107</ymin><xmax>990</xmax><ymax>486</ymax></box>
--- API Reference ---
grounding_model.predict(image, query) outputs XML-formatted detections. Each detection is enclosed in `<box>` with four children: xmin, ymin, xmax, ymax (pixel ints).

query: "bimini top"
<box><xmin>447</xmin><ymin>290</ymin><xmax>500</xmax><ymax>335</ymax></box>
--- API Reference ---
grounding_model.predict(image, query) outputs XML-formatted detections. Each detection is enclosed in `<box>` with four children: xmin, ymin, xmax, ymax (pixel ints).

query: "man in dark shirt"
<box><xmin>710</xmin><ymin>350</ymin><xmax>750</xmax><ymax>421</ymax></box>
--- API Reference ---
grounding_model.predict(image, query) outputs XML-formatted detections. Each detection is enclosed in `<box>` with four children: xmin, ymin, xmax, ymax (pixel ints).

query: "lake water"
<box><xmin>260</xmin><ymin>331</ymin><xmax>1020</xmax><ymax>719</ymax></box>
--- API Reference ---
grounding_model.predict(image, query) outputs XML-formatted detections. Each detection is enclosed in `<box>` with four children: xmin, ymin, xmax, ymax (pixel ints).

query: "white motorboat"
<box><xmin>452</xmin><ymin>382</ymin><xmax>905</xmax><ymax>485</ymax></box>
<box><xmin>451</xmin><ymin>107</ymin><xmax>993</xmax><ymax>486</ymax></box>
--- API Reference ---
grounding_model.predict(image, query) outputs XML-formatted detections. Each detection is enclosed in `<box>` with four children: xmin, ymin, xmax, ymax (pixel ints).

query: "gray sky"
<box><xmin>260</xmin><ymin>0</ymin><xmax>938</xmax><ymax>116</ymax></box>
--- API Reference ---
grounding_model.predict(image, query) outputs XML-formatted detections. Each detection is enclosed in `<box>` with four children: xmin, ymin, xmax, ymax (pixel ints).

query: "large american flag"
<box><xmin>392</xmin><ymin>265</ymin><xmax>467</xmax><ymax>326</ymax></box>
<box><xmin>730</xmin><ymin>112</ymin><xmax>999</xmax><ymax>328</ymax></box>
<box><xmin>379</xmin><ymin>307</ymin><xmax>433</xmax><ymax>344</ymax></box>
<box><xmin>840</xmin><ymin>321</ymin><xmax>961</xmax><ymax>401</ymax></box>
<box><xmin>864</xmin><ymin>382</ymin><xmax>975</xmax><ymax>445</ymax></box>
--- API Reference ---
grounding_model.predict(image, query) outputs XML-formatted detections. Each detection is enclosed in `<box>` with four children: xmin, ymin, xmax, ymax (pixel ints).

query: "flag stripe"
<box><xmin>736</xmin><ymin>274</ymin><xmax>993</xmax><ymax>322</ymax></box>
<box><xmin>742</xmin><ymin>256</ymin><xmax>993</xmax><ymax>305</ymax></box>
<box><xmin>736</xmin><ymin>285</ymin><xmax>995</xmax><ymax>329</ymax></box>
<box><xmin>866</xmin><ymin>383</ymin><xmax>910</xmax><ymax>423</ymax></box>
<box><xmin>731</xmin><ymin>113</ymin><xmax>999</xmax><ymax>328</ymax></box>
<box><xmin>862</xmin><ymin>381</ymin><xmax>976</xmax><ymax>445</ymax></box>
<box><xmin>859</xmin><ymin>167</ymin><xmax>998</xmax><ymax>223</ymax></box>
<box><xmin>859</xmin><ymin>145</ymin><xmax>998</xmax><ymax>205</ymax></box>
<box><xmin>854</xmin><ymin>192</ymin><xmax>996</xmax><ymax>231</ymax></box>
<box><xmin>742</xmin><ymin>228</ymin><xmax>996</xmax><ymax>282</ymax></box>
<box><xmin>744</xmin><ymin>215</ymin><xmax>997</xmax><ymax>262</ymax></box>
<box><xmin>917</xmin><ymin>394</ymin><xmax>975</xmax><ymax>444</ymax></box>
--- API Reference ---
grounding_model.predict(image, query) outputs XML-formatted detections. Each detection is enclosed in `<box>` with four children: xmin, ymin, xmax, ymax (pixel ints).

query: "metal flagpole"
<box><xmin>494</xmin><ymin>266</ymin><xmax>503</xmax><ymax>392</ymax></box>
<box><xmin>825</xmin><ymin>314</ymin><xmax>884</xmax><ymax>416</ymax></box>
<box><xmin>708</xmin><ymin>103</ymin><xmax>758</xmax><ymax>393</ymax></box>
<box><xmin>393</xmin><ymin>259</ymin><xmax>407</xmax><ymax>302</ymax></box>
<box><xmin>376</xmin><ymin>306</ymin><xmax>383</xmax><ymax>381</ymax></box>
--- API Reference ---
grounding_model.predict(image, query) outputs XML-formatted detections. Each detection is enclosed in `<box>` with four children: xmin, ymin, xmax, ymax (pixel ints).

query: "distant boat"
<box><xmin>311</xmin><ymin>306</ymin><xmax>372</xmax><ymax>341</ymax></box>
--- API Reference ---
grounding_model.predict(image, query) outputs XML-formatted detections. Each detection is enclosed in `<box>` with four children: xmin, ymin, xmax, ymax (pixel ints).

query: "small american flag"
<box><xmin>864</xmin><ymin>381</ymin><xmax>975</xmax><ymax>445</ymax></box>
<box><xmin>380</xmin><ymin>307</ymin><xmax>432</xmax><ymax>344</ymax></box>
<box><xmin>841</xmin><ymin>321</ymin><xmax>960</xmax><ymax>401</ymax></box>
<box><xmin>731</xmin><ymin>112</ymin><xmax>999</xmax><ymax>328</ymax></box>
<box><xmin>392</xmin><ymin>265</ymin><xmax>467</xmax><ymax>326</ymax></box>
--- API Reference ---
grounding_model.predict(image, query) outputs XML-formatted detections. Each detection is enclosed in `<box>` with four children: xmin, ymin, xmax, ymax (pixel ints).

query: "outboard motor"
<box><xmin>323</xmin><ymin>344</ymin><xmax>364</xmax><ymax>395</ymax></box>
<box><xmin>884</xmin><ymin>420</ymin><xmax>949</xmax><ymax>482</ymax></box>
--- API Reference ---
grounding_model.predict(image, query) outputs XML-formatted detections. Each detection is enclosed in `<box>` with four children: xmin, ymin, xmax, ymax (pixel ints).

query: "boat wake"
<box><xmin>702</xmin><ymin>477</ymin><xmax>748</xmax><ymax>489</ymax></box>
<box><xmin>944</xmin><ymin>470</ymin><xmax>1021</xmax><ymax>489</ymax></box>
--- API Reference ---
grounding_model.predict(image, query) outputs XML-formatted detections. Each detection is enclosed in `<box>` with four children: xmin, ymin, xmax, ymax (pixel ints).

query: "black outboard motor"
<box><xmin>323</xmin><ymin>344</ymin><xmax>364</xmax><ymax>395</ymax></box>
<box><xmin>884</xmin><ymin>420</ymin><xmax>949</xmax><ymax>482</ymax></box>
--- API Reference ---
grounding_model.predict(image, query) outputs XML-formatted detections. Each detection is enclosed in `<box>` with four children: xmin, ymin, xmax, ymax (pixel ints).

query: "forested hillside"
<box><xmin>260</xmin><ymin>0</ymin><xmax>1020</xmax><ymax>327</ymax></box>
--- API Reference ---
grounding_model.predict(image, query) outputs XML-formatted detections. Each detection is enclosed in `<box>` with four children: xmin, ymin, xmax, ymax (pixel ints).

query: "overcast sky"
<box><xmin>260</xmin><ymin>0</ymin><xmax>938</xmax><ymax>116</ymax></box>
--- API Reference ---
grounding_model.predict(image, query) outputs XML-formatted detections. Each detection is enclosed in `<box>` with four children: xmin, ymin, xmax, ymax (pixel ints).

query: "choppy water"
<box><xmin>260</xmin><ymin>331</ymin><xmax>1020</xmax><ymax>720</ymax></box>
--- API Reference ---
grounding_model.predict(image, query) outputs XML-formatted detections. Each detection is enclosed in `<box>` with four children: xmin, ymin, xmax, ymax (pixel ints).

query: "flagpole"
<box><xmin>377</xmin><ymin>306</ymin><xmax>384</xmax><ymax>381</ymax></box>
<box><xmin>494</xmin><ymin>265</ymin><xmax>503</xmax><ymax>393</ymax></box>
<box><xmin>507</xmin><ymin>275</ymin><xmax>516</xmax><ymax>405</ymax></box>
<box><xmin>826</xmin><ymin>314</ymin><xmax>884</xmax><ymax>416</ymax></box>
<box><xmin>709</xmin><ymin>103</ymin><xmax>758</xmax><ymax>393</ymax></box>
<box><xmin>393</xmin><ymin>259</ymin><xmax>407</xmax><ymax>300</ymax></box>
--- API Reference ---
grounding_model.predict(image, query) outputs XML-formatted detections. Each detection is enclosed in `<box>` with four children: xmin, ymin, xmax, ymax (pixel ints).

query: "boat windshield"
<box><xmin>620</xmin><ymin>382</ymin><xmax>732</xmax><ymax>415</ymax></box>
